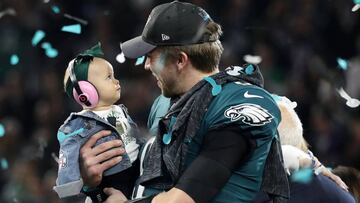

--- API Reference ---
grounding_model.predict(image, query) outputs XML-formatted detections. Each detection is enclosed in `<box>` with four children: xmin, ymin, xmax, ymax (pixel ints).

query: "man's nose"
<box><xmin>144</xmin><ymin>57</ymin><xmax>151</xmax><ymax>70</ymax></box>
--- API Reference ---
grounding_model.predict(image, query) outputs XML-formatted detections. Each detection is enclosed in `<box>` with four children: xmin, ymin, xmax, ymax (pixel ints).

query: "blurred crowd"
<box><xmin>0</xmin><ymin>0</ymin><xmax>359</xmax><ymax>202</ymax></box>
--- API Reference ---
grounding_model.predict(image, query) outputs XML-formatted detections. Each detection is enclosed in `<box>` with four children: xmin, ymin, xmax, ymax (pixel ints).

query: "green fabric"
<box><xmin>65</xmin><ymin>42</ymin><xmax>104</xmax><ymax>98</ymax></box>
<box><xmin>147</xmin><ymin>95</ymin><xmax>171</xmax><ymax>136</ymax></box>
<box><xmin>146</xmin><ymin>82</ymin><xmax>281</xmax><ymax>203</ymax></box>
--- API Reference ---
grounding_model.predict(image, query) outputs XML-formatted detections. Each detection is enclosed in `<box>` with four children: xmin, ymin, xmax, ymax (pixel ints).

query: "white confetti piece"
<box><xmin>352</xmin><ymin>4</ymin><xmax>360</xmax><ymax>12</ymax></box>
<box><xmin>243</xmin><ymin>54</ymin><xmax>262</xmax><ymax>64</ymax></box>
<box><xmin>116</xmin><ymin>52</ymin><xmax>126</xmax><ymax>63</ymax></box>
<box><xmin>0</xmin><ymin>8</ymin><xmax>16</xmax><ymax>19</ymax></box>
<box><xmin>337</xmin><ymin>87</ymin><xmax>360</xmax><ymax>108</ymax></box>
<box><xmin>51</xmin><ymin>152</ymin><xmax>59</xmax><ymax>164</ymax></box>
<box><xmin>64</xmin><ymin>13</ymin><xmax>88</xmax><ymax>25</ymax></box>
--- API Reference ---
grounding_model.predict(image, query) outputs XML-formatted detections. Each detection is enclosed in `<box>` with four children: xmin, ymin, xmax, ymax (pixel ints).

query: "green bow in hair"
<box><xmin>65</xmin><ymin>42</ymin><xmax>104</xmax><ymax>99</ymax></box>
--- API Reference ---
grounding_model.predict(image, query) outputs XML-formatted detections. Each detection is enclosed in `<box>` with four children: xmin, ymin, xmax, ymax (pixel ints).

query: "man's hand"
<box><xmin>152</xmin><ymin>188</ymin><xmax>195</xmax><ymax>203</ymax></box>
<box><xmin>103</xmin><ymin>188</ymin><xmax>128</xmax><ymax>203</ymax></box>
<box><xmin>80</xmin><ymin>130</ymin><xmax>125</xmax><ymax>187</ymax></box>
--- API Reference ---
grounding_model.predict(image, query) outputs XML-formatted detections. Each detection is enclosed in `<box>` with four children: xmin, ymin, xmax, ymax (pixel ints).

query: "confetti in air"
<box><xmin>1</xmin><ymin>158</ymin><xmax>8</xmax><ymax>170</ymax></box>
<box><xmin>135</xmin><ymin>56</ymin><xmax>145</xmax><ymax>65</ymax></box>
<box><xmin>337</xmin><ymin>87</ymin><xmax>360</xmax><ymax>108</ymax></box>
<box><xmin>116</xmin><ymin>52</ymin><xmax>126</xmax><ymax>63</ymax></box>
<box><xmin>46</xmin><ymin>48</ymin><xmax>58</xmax><ymax>58</ymax></box>
<box><xmin>64</xmin><ymin>13</ymin><xmax>88</xmax><ymax>25</ymax></box>
<box><xmin>10</xmin><ymin>54</ymin><xmax>19</xmax><ymax>65</ymax></box>
<box><xmin>31</xmin><ymin>30</ymin><xmax>45</xmax><ymax>46</ymax></box>
<box><xmin>352</xmin><ymin>0</ymin><xmax>360</xmax><ymax>12</ymax></box>
<box><xmin>0</xmin><ymin>8</ymin><xmax>16</xmax><ymax>19</ymax></box>
<box><xmin>336</xmin><ymin>58</ymin><xmax>348</xmax><ymax>70</ymax></box>
<box><xmin>61</xmin><ymin>24</ymin><xmax>81</xmax><ymax>34</ymax></box>
<box><xmin>243</xmin><ymin>54</ymin><xmax>262</xmax><ymax>65</ymax></box>
<box><xmin>41</xmin><ymin>42</ymin><xmax>51</xmax><ymax>49</ymax></box>
<box><xmin>291</xmin><ymin>168</ymin><xmax>313</xmax><ymax>184</ymax></box>
<box><xmin>0</xmin><ymin>123</ymin><xmax>5</xmax><ymax>137</ymax></box>
<box><xmin>245</xmin><ymin>64</ymin><xmax>254</xmax><ymax>75</ymax></box>
<box><xmin>51</xmin><ymin>152</ymin><xmax>59</xmax><ymax>164</ymax></box>
<box><xmin>51</xmin><ymin>5</ymin><xmax>60</xmax><ymax>14</ymax></box>
<box><xmin>41</xmin><ymin>42</ymin><xmax>58</xmax><ymax>58</ymax></box>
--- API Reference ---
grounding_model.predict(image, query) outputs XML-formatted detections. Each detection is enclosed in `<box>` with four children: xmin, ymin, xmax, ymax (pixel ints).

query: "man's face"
<box><xmin>144</xmin><ymin>49</ymin><xmax>180</xmax><ymax>97</ymax></box>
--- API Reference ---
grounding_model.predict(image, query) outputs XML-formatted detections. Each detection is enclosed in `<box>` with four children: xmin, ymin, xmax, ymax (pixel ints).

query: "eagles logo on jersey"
<box><xmin>224</xmin><ymin>103</ymin><xmax>274</xmax><ymax>126</ymax></box>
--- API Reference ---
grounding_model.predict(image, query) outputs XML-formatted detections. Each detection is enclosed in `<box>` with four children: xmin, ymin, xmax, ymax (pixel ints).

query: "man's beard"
<box><xmin>160</xmin><ymin>79</ymin><xmax>178</xmax><ymax>98</ymax></box>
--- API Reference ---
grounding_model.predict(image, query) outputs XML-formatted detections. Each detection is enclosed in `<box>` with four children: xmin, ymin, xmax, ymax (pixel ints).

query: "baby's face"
<box><xmin>87</xmin><ymin>58</ymin><xmax>121</xmax><ymax>106</ymax></box>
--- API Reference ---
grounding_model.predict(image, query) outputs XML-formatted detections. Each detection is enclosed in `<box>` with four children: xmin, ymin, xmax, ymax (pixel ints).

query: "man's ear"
<box><xmin>177</xmin><ymin>51</ymin><xmax>189</xmax><ymax>71</ymax></box>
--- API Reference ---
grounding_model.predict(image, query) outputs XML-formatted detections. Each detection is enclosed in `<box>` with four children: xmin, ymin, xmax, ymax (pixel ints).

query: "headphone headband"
<box><xmin>69</xmin><ymin>59</ymin><xmax>92</xmax><ymax>107</ymax></box>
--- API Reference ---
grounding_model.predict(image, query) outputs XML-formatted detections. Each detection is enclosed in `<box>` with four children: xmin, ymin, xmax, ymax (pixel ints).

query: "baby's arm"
<box><xmin>53</xmin><ymin>134</ymin><xmax>83</xmax><ymax>198</ymax></box>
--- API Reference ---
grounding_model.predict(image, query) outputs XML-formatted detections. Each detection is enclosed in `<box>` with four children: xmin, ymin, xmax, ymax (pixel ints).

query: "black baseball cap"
<box><xmin>121</xmin><ymin>1</ymin><xmax>214</xmax><ymax>59</ymax></box>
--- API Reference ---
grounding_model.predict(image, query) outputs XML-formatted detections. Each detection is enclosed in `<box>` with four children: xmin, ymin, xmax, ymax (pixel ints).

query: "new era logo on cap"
<box><xmin>161</xmin><ymin>34</ymin><xmax>170</xmax><ymax>41</ymax></box>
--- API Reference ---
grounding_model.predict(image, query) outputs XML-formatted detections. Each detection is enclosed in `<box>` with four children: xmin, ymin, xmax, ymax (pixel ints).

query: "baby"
<box><xmin>53</xmin><ymin>43</ymin><xmax>139</xmax><ymax>202</ymax></box>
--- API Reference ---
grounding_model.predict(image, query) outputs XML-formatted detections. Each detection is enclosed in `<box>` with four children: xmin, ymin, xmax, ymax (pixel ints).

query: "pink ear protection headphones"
<box><xmin>69</xmin><ymin>59</ymin><xmax>99</xmax><ymax>108</ymax></box>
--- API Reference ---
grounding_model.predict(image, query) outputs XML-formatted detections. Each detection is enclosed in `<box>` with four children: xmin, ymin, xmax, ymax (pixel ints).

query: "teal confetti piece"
<box><xmin>51</xmin><ymin>5</ymin><xmax>60</xmax><ymax>14</ymax></box>
<box><xmin>337</xmin><ymin>58</ymin><xmax>348</xmax><ymax>70</ymax></box>
<box><xmin>1</xmin><ymin>158</ymin><xmax>8</xmax><ymax>170</ymax></box>
<box><xmin>245</xmin><ymin>64</ymin><xmax>254</xmax><ymax>75</ymax></box>
<box><xmin>204</xmin><ymin>77</ymin><xmax>222</xmax><ymax>96</ymax></box>
<box><xmin>41</xmin><ymin>42</ymin><xmax>51</xmax><ymax>49</ymax></box>
<box><xmin>31</xmin><ymin>30</ymin><xmax>45</xmax><ymax>46</ymax></box>
<box><xmin>271</xmin><ymin>94</ymin><xmax>282</xmax><ymax>102</ymax></box>
<box><xmin>57</xmin><ymin>128</ymin><xmax>84</xmax><ymax>143</ymax></box>
<box><xmin>10</xmin><ymin>54</ymin><xmax>19</xmax><ymax>65</ymax></box>
<box><xmin>291</xmin><ymin>168</ymin><xmax>313</xmax><ymax>184</ymax></box>
<box><xmin>46</xmin><ymin>48</ymin><xmax>58</xmax><ymax>58</ymax></box>
<box><xmin>0</xmin><ymin>124</ymin><xmax>4</xmax><ymax>137</ymax></box>
<box><xmin>163</xmin><ymin>133</ymin><xmax>172</xmax><ymax>145</ymax></box>
<box><xmin>355</xmin><ymin>0</ymin><xmax>360</xmax><ymax>4</ymax></box>
<box><xmin>61</xmin><ymin>24</ymin><xmax>81</xmax><ymax>34</ymax></box>
<box><xmin>135</xmin><ymin>56</ymin><xmax>145</xmax><ymax>65</ymax></box>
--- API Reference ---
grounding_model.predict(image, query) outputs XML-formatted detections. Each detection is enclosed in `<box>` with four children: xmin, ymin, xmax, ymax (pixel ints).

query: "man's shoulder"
<box><xmin>202</xmin><ymin>82</ymin><xmax>280</xmax><ymax>132</ymax></box>
<box><xmin>209</xmin><ymin>82</ymin><xmax>278</xmax><ymax>114</ymax></box>
<box><xmin>221</xmin><ymin>81</ymin><xmax>271</xmax><ymax>98</ymax></box>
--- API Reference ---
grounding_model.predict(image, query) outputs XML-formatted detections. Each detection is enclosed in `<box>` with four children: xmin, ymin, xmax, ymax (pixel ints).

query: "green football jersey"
<box><xmin>146</xmin><ymin>81</ymin><xmax>281</xmax><ymax>203</ymax></box>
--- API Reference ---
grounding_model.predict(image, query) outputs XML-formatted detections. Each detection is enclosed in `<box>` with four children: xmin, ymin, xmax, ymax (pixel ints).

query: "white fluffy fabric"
<box><xmin>277</xmin><ymin>97</ymin><xmax>307</xmax><ymax>151</ymax></box>
<box><xmin>281</xmin><ymin>145</ymin><xmax>312</xmax><ymax>175</ymax></box>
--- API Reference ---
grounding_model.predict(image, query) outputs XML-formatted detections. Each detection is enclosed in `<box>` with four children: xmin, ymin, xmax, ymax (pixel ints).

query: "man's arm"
<box><xmin>153</xmin><ymin>127</ymin><xmax>252</xmax><ymax>203</ymax></box>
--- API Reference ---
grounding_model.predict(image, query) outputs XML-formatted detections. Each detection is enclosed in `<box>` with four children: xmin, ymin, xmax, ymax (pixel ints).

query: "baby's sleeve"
<box><xmin>53</xmin><ymin>132</ymin><xmax>83</xmax><ymax>198</ymax></box>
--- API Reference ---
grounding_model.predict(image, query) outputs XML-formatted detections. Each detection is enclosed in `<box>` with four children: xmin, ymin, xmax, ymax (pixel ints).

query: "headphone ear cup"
<box><xmin>73</xmin><ymin>81</ymin><xmax>99</xmax><ymax>108</ymax></box>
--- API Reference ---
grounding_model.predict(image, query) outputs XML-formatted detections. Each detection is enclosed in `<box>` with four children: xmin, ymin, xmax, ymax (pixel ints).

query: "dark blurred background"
<box><xmin>0</xmin><ymin>0</ymin><xmax>359</xmax><ymax>202</ymax></box>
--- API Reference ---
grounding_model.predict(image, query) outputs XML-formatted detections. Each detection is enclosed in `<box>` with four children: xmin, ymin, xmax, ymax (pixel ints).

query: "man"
<box><xmin>79</xmin><ymin>1</ymin><xmax>289</xmax><ymax>203</ymax></box>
